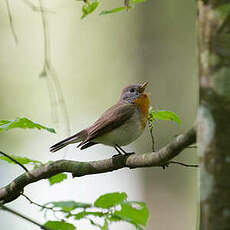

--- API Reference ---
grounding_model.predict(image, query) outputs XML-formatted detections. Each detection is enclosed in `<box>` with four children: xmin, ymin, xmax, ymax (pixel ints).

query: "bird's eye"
<box><xmin>130</xmin><ymin>88</ymin><xmax>135</xmax><ymax>93</ymax></box>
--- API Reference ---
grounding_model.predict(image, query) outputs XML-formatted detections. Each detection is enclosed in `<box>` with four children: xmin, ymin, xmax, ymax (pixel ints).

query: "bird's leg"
<box><xmin>115</xmin><ymin>145</ymin><xmax>135</xmax><ymax>156</ymax></box>
<box><xmin>112</xmin><ymin>145</ymin><xmax>134</xmax><ymax>166</ymax></box>
<box><xmin>112</xmin><ymin>146</ymin><xmax>124</xmax><ymax>163</ymax></box>
<box><xmin>113</xmin><ymin>146</ymin><xmax>123</xmax><ymax>157</ymax></box>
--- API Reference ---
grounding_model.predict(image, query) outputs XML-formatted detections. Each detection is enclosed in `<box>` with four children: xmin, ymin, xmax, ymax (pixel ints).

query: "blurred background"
<box><xmin>0</xmin><ymin>0</ymin><xmax>198</xmax><ymax>229</ymax></box>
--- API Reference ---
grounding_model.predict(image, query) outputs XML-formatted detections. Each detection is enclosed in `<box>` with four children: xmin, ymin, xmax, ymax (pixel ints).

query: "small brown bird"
<box><xmin>50</xmin><ymin>82</ymin><xmax>150</xmax><ymax>155</ymax></box>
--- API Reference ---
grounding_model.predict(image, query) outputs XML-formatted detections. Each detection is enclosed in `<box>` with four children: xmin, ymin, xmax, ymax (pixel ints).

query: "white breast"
<box><xmin>93</xmin><ymin>111</ymin><xmax>144</xmax><ymax>147</ymax></box>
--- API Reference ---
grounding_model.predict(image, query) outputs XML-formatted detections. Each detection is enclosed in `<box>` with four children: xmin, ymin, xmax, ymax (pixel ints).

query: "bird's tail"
<box><xmin>50</xmin><ymin>130</ymin><xmax>88</xmax><ymax>152</ymax></box>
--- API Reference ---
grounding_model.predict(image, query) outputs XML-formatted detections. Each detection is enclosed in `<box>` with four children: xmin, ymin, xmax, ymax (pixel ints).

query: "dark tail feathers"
<box><xmin>50</xmin><ymin>130</ymin><xmax>87</xmax><ymax>152</ymax></box>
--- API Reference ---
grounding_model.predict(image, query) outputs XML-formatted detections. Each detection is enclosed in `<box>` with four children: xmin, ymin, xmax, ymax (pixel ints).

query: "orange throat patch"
<box><xmin>133</xmin><ymin>93</ymin><xmax>150</xmax><ymax>128</ymax></box>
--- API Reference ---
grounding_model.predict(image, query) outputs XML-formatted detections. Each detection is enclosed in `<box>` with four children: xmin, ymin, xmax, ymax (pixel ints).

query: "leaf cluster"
<box><xmin>0</xmin><ymin>117</ymin><xmax>68</xmax><ymax>185</ymax></box>
<box><xmin>80</xmin><ymin>0</ymin><xmax>146</xmax><ymax>19</ymax></box>
<box><xmin>43</xmin><ymin>192</ymin><xmax>149</xmax><ymax>230</ymax></box>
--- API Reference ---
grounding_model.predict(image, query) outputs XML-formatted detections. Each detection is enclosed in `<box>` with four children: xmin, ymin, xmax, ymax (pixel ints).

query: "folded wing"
<box><xmin>78</xmin><ymin>102</ymin><xmax>136</xmax><ymax>148</ymax></box>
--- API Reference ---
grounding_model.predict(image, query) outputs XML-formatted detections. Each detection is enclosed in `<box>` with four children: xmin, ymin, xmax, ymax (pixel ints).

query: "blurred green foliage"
<box><xmin>0</xmin><ymin>154</ymin><xmax>42</xmax><ymax>167</ymax></box>
<box><xmin>81</xmin><ymin>0</ymin><xmax>146</xmax><ymax>18</ymax></box>
<box><xmin>0</xmin><ymin>117</ymin><xmax>56</xmax><ymax>133</ymax></box>
<box><xmin>44</xmin><ymin>221</ymin><xmax>75</xmax><ymax>230</ymax></box>
<box><xmin>43</xmin><ymin>192</ymin><xmax>149</xmax><ymax>230</ymax></box>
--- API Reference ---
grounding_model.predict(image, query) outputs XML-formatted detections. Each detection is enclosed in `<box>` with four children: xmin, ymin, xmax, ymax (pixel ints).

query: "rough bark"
<box><xmin>198</xmin><ymin>1</ymin><xmax>230</xmax><ymax>229</ymax></box>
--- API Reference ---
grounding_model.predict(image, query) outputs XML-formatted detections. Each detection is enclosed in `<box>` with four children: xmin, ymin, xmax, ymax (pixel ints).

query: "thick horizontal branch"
<box><xmin>0</xmin><ymin>126</ymin><xmax>196</xmax><ymax>204</ymax></box>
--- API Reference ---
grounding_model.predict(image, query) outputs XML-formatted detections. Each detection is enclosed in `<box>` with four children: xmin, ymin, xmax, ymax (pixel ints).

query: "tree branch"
<box><xmin>5</xmin><ymin>0</ymin><xmax>18</xmax><ymax>44</ymax></box>
<box><xmin>0</xmin><ymin>151</ymin><xmax>28</xmax><ymax>172</ymax></box>
<box><xmin>0</xmin><ymin>126</ymin><xmax>196</xmax><ymax>204</ymax></box>
<box><xmin>0</xmin><ymin>203</ymin><xmax>52</xmax><ymax>230</ymax></box>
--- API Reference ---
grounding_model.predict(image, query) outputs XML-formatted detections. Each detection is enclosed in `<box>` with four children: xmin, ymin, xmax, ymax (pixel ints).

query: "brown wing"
<box><xmin>78</xmin><ymin>102</ymin><xmax>136</xmax><ymax>147</ymax></box>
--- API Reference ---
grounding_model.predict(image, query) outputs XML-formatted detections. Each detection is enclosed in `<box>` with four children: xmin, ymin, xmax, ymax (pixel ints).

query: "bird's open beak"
<box><xmin>139</xmin><ymin>82</ymin><xmax>148</xmax><ymax>93</ymax></box>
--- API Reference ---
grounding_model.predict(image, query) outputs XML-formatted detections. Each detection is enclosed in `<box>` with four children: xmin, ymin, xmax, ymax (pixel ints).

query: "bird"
<box><xmin>50</xmin><ymin>82</ymin><xmax>150</xmax><ymax>155</ymax></box>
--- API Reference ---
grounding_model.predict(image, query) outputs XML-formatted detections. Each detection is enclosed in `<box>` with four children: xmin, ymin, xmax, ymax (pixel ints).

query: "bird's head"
<box><xmin>120</xmin><ymin>82</ymin><xmax>148</xmax><ymax>103</ymax></box>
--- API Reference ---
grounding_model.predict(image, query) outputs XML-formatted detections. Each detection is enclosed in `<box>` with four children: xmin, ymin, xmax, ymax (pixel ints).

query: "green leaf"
<box><xmin>46</xmin><ymin>201</ymin><xmax>91</xmax><ymax>212</ymax></box>
<box><xmin>74</xmin><ymin>211</ymin><xmax>105</xmax><ymax>220</ymax></box>
<box><xmin>149</xmin><ymin>107</ymin><xmax>181</xmax><ymax>126</ymax></box>
<box><xmin>101</xmin><ymin>219</ymin><xmax>108</xmax><ymax>230</ymax></box>
<box><xmin>87</xmin><ymin>219</ymin><xmax>102</xmax><ymax>228</ymax></box>
<box><xmin>48</xmin><ymin>173</ymin><xmax>67</xmax><ymax>185</ymax></box>
<box><xmin>109</xmin><ymin>214</ymin><xmax>144</xmax><ymax>230</ymax></box>
<box><xmin>0</xmin><ymin>154</ymin><xmax>42</xmax><ymax>166</ymax></box>
<box><xmin>130</xmin><ymin>0</ymin><xmax>146</xmax><ymax>3</ymax></box>
<box><xmin>81</xmin><ymin>1</ymin><xmax>99</xmax><ymax>19</ymax></box>
<box><xmin>217</xmin><ymin>3</ymin><xmax>230</xmax><ymax>19</ymax></box>
<box><xmin>94</xmin><ymin>192</ymin><xmax>127</xmax><ymax>209</ymax></box>
<box><xmin>0</xmin><ymin>117</ymin><xmax>55</xmax><ymax>133</ymax></box>
<box><xmin>108</xmin><ymin>215</ymin><xmax>122</xmax><ymax>222</ymax></box>
<box><xmin>44</xmin><ymin>220</ymin><xmax>76</xmax><ymax>230</ymax></box>
<box><xmin>99</xmin><ymin>0</ymin><xmax>145</xmax><ymax>16</ymax></box>
<box><xmin>114</xmin><ymin>201</ymin><xmax>149</xmax><ymax>227</ymax></box>
<box><xmin>99</xmin><ymin>7</ymin><xmax>126</xmax><ymax>15</ymax></box>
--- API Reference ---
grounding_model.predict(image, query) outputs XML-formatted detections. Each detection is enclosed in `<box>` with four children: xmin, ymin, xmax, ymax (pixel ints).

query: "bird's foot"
<box><xmin>124</xmin><ymin>152</ymin><xmax>135</xmax><ymax>157</ymax></box>
<box><xmin>112</xmin><ymin>153</ymin><xmax>123</xmax><ymax>160</ymax></box>
<box><xmin>161</xmin><ymin>162</ymin><xmax>169</xmax><ymax>170</ymax></box>
<box><xmin>112</xmin><ymin>153</ymin><xmax>126</xmax><ymax>167</ymax></box>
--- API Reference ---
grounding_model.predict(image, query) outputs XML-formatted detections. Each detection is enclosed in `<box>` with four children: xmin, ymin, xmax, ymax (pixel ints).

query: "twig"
<box><xmin>21</xmin><ymin>193</ymin><xmax>52</xmax><ymax>210</ymax></box>
<box><xmin>169</xmin><ymin>161</ymin><xmax>198</xmax><ymax>167</ymax></box>
<box><xmin>5</xmin><ymin>0</ymin><xmax>18</xmax><ymax>44</ymax></box>
<box><xmin>0</xmin><ymin>203</ymin><xmax>52</xmax><ymax>230</ymax></box>
<box><xmin>21</xmin><ymin>0</ymin><xmax>71</xmax><ymax>158</ymax></box>
<box><xmin>21</xmin><ymin>193</ymin><xmax>62</xmax><ymax>220</ymax></box>
<box><xmin>45</xmin><ymin>76</ymin><xmax>59</xmax><ymax>124</ymax></box>
<box><xmin>21</xmin><ymin>0</ymin><xmax>54</xmax><ymax>13</ymax></box>
<box><xmin>0</xmin><ymin>126</ymin><xmax>196</xmax><ymax>204</ymax></box>
<box><xmin>162</xmin><ymin>160</ymin><xmax>199</xmax><ymax>169</ymax></box>
<box><xmin>0</xmin><ymin>151</ymin><xmax>28</xmax><ymax>172</ymax></box>
<box><xmin>149</xmin><ymin>126</ymin><xmax>155</xmax><ymax>152</ymax></box>
<box><xmin>39</xmin><ymin>0</ymin><xmax>71</xmax><ymax>158</ymax></box>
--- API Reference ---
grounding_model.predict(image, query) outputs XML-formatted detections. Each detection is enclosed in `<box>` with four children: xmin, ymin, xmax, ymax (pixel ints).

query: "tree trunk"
<box><xmin>198</xmin><ymin>1</ymin><xmax>230</xmax><ymax>230</ymax></box>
